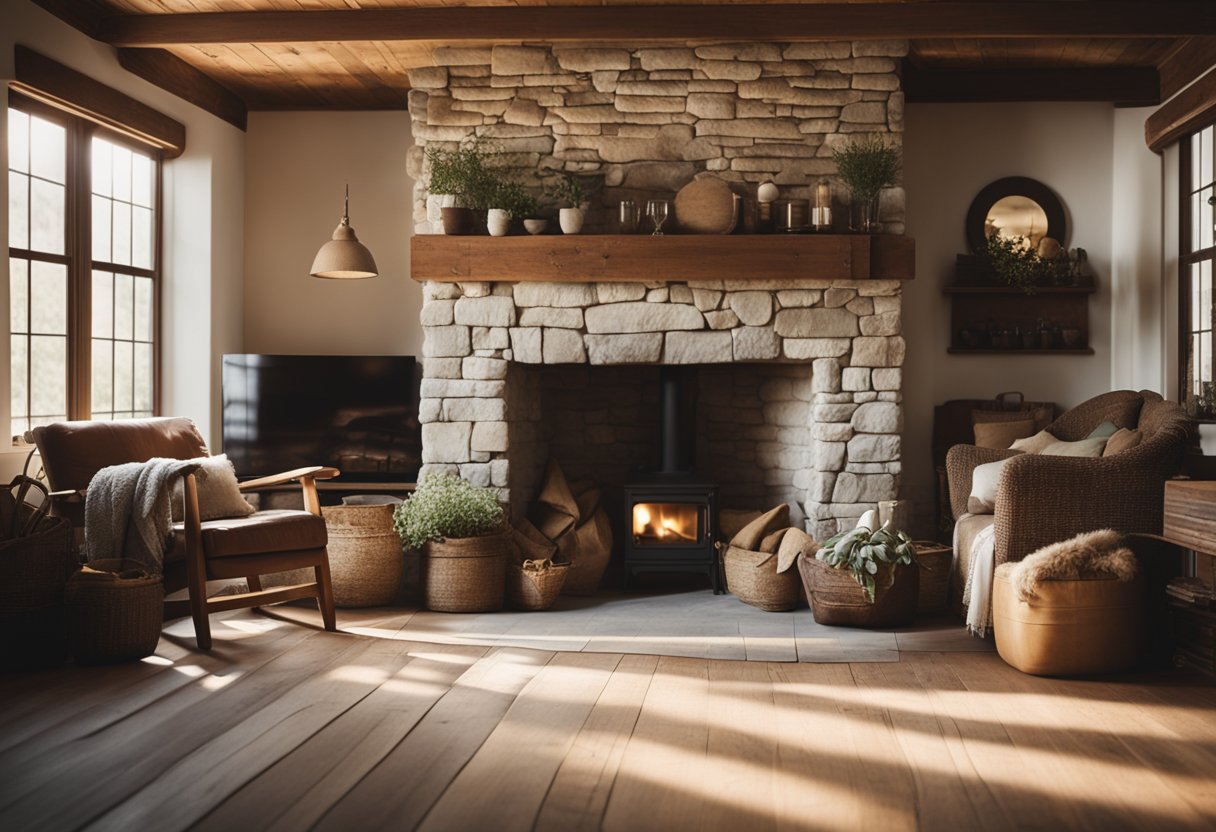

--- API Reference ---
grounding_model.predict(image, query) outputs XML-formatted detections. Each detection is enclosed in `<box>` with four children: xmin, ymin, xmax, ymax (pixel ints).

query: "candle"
<box><xmin>813</xmin><ymin>180</ymin><xmax>833</xmax><ymax>230</ymax></box>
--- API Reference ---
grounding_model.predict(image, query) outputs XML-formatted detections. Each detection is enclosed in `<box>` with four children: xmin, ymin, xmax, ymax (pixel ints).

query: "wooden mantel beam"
<box><xmin>96</xmin><ymin>3</ymin><xmax>1216</xmax><ymax>47</ymax></box>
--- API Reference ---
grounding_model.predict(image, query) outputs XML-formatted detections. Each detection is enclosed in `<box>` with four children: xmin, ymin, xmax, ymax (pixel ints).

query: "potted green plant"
<box><xmin>487</xmin><ymin>182</ymin><xmax>539</xmax><ymax>237</ymax></box>
<box><xmin>549</xmin><ymin>173</ymin><xmax>593</xmax><ymax>235</ymax></box>
<box><xmin>797</xmin><ymin>524</ymin><xmax>919</xmax><ymax>627</ymax></box>
<box><xmin>424</xmin><ymin>140</ymin><xmax>503</xmax><ymax>235</ymax></box>
<box><xmin>393</xmin><ymin>473</ymin><xmax>508</xmax><ymax>612</ymax></box>
<box><xmin>832</xmin><ymin>136</ymin><xmax>900</xmax><ymax>233</ymax></box>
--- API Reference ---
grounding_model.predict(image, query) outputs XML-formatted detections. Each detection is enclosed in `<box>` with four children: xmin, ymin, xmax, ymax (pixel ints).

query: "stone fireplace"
<box><xmin>418</xmin><ymin>277</ymin><xmax>904</xmax><ymax>541</ymax></box>
<box><xmin>409</xmin><ymin>38</ymin><xmax>909</xmax><ymax>543</ymax></box>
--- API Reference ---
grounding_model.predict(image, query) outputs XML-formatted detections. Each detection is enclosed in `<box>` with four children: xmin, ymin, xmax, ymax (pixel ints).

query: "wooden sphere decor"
<box><xmin>674</xmin><ymin>177</ymin><xmax>738</xmax><ymax>234</ymax></box>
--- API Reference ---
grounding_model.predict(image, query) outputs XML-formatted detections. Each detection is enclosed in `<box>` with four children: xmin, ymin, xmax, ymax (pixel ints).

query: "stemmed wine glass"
<box><xmin>647</xmin><ymin>199</ymin><xmax>670</xmax><ymax>236</ymax></box>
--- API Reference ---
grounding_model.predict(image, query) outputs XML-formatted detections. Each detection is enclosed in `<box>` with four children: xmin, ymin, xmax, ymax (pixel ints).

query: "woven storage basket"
<box><xmin>0</xmin><ymin>512</ymin><xmax>75</xmax><ymax>668</ymax></box>
<box><xmin>724</xmin><ymin>545</ymin><xmax>801</xmax><ymax>612</ymax></box>
<box><xmin>321</xmin><ymin>504</ymin><xmax>403</xmax><ymax>607</ymax></box>
<box><xmin>798</xmin><ymin>554</ymin><xmax>918</xmax><ymax>628</ymax></box>
<box><xmin>507</xmin><ymin>561</ymin><xmax>569</xmax><ymax>611</ymax></box>
<box><xmin>423</xmin><ymin>534</ymin><xmax>507</xmax><ymax>613</ymax></box>
<box><xmin>914</xmin><ymin>541</ymin><xmax>952</xmax><ymax>614</ymax></box>
<box><xmin>66</xmin><ymin>559</ymin><xmax>163</xmax><ymax>664</ymax></box>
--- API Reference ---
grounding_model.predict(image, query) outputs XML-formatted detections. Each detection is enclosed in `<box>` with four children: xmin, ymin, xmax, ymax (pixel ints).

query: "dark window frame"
<box><xmin>8</xmin><ymin>91</ymin><xmax>163</xmax><ymax>440</ymax></box>
<box><xmin>1179</xmin><ymin>118</ymin><xmax>1216</xmax><ymax>420</ymax></box>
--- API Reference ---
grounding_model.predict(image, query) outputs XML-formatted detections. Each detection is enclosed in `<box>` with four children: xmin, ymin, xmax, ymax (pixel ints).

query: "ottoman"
<box><xmin>993</xmin><ymin>566</ymin><xmax>1145</xmax><ymax>676</ymax></box>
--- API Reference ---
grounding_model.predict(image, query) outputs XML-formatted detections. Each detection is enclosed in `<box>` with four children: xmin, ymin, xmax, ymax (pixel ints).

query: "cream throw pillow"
<box><xmin>171</xmin><ymin>454</ymin><xmax>256</xmax><ymax>522</ymax></box>
<box><xmin>1103</xmin><ymin>427</ymin><xmax>1143</xmax><ymax>457</ymax></box>
<box><xmin>974</xmin><ymin>418</ymin><xmax>1035</xmax><ymax>450</ymax></box>
<box><xmin>1040</xmin><ymin>437</ymin><xmax>1108</xmax><ymax>457</ymax></box>
<box><xmin>968</xmin><ymin>457</ymin><xmax>1013</xmax><ymax>515</ymax></box>
<box><xmin>1010</xmin><ymin>429</ymin><xmax>1057</xmax><ymax>454</ymax></box>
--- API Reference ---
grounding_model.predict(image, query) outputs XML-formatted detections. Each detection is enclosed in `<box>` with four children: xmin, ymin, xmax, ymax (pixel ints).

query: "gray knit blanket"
<box><xmin>85</xmin><ymin>458</ymin><xmax>197</xmax><ymax>574</ymax></box>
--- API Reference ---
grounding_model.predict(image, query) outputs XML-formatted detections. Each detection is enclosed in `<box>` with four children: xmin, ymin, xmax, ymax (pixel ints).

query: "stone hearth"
<box><xmin>418</xmin><ymin>278</ymin><xmax>904</xmax><ymax>540</ymax></box>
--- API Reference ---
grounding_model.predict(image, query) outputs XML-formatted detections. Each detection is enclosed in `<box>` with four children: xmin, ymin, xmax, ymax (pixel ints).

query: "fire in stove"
<box><xmin>632</xmin><ymin>503</ymin><xmax>701</xmax><ymax>544</ymax></box>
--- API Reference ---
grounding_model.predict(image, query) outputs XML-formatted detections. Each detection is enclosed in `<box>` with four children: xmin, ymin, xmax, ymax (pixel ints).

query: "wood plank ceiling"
<box><xmin>29</xmin><ymin>0</ymin><xmax>1216</xmax><ymax>129</ymax></box>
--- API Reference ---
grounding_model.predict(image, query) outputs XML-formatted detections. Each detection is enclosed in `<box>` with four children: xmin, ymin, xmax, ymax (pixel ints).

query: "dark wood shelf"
<box><xmin>943</xmin><ymin>284</ymin><xmax>1097</xmax><ymax>295</ymax></box>
<box><xmin>411</xmin><ymin>233</ymin><xmax>915</xmax><ymax>283</ymax></box>
<box><xmin>947</xmin><ymin>347</ymin><xmax>1094</xmax><ymax>355</ymax></box>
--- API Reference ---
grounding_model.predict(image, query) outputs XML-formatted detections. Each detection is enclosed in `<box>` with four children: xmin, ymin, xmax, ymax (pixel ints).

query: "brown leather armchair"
<box><xmin>27</xmin><ymin>417</ymin><xmax>338</xmax><ymax>650</ymax></box>
<box><xmin>944</xmin><ymin>390</ymin><xmax>1191</xmax><ymax>610</ymax></box>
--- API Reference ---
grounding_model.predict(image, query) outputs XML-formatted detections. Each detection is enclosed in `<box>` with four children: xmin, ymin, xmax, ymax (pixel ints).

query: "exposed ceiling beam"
<box><xmin>117</xmin><ymin>49</ymin><xmax>248</xmax><ymax>131</ymax></box>
<box><xmin>1146</xmin><ymin>65</ymin><xmax>1216</xmax><ymax>152</ymax></box>
<box><xmin>904</xmin><ymin>66</ymin><xmax>1162</xmax><ymax>107</ymax></box>
<box><xmin>1158</xmin><ymin>37</ymin><xmax>1216</xmax><ymax>101</ymax></box>
<box><xmin>94</xmin><ymin>3</ymin><xmax>1216</xmax><ymax>47</ymax></box>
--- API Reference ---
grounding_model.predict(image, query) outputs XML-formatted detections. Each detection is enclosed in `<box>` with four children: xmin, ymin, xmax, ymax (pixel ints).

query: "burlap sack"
<box><xmin>509</xmin><ymin>517</ymin><xmax>557</xmax><ymax>563</ymax></box>
<box><xmin>532</xmin><ymin>460</ymin><xmax>579</xmax><ymax>540</ymax></box>
<box><xmin>557</xmin><ymin>506</ymin><xmax>613</xmax><ymax>596</ymax></box>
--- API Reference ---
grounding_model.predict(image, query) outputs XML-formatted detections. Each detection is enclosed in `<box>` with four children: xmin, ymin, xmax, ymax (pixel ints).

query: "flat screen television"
<box><xmin>222</xmin><ymin>354</ymin><xmax>420</xmax><ymax>483</ymax></box>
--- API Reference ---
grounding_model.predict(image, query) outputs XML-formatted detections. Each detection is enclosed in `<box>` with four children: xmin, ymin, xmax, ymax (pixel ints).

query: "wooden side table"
<box><xmin>1163</xmin><ymin>479</ymin><xmax>1216</xmax><ymax>585</ymax></box>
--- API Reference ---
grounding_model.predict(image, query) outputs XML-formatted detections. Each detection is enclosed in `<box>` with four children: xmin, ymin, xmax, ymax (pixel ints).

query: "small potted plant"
<box><xmin>797</xmin><ymin>524</ymin><xmax>918</xmax><ymax>627</ymax></box>
<box><xmin>488</xmin><ymin>182</ymin><xmax>539</xmax><ymax>237</ymax></box>
<box><xmin>394</xmin><ymin>473</ymin><xmax>508</xmax><ymax>612</ymax></box>
<box><xmin>424</xmin><ymin>140</ymin><xmax>502</xmax><ymax>235</ymax></box>
<box><xmin>549</xmin><ymin>173</ymin><xmax>593</xmax><ymax>235</ymax></box>
<box><xmin>832</xmin><ymin>136</ymin><xmax>900</xmax><ymax>234</ymax></box>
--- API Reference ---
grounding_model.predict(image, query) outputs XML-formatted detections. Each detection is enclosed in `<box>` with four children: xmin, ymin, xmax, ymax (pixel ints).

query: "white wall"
<box><xmin>242</xmin><ymin>111</ymin><xmax>421</xmax><ymax>357</ymax></box>
<box><xmin>901</xmin><ymin>102</ymin><xmax>1118</xmax><ymax>519</ymax></box>
<box><xmin>0</xmin><ymin>0</ymin><xmax>245</xmax><ymax>472</ymax></box>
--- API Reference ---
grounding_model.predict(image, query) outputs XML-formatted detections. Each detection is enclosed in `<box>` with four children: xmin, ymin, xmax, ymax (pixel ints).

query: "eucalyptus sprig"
<box><xmin>393</xmin><ymin>473</ymin><xmax>504</xmax><ymax>549</ymax></box>
<box><xmin>816</xmin><ymin>525</ymin><xmax>916</xmax><ymax>602</ymax></box>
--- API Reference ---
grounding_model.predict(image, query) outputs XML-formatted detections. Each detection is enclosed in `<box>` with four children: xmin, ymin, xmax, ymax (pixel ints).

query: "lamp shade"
<box><xmin>311</xmin><ymin>185</ymin><xmax>378</xmax><ymax>279</ymax></box>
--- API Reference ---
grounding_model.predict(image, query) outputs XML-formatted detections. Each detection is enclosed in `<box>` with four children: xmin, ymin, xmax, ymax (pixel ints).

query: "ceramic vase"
<box><xmin>559</xmin><ymin>207</ymin><xmax>584</xmax><ymax>235</ymax></box>
<box><xmin>487</xmin><ymin>209</ymin><xmax>511</xmax><ymax>237</ymax></box>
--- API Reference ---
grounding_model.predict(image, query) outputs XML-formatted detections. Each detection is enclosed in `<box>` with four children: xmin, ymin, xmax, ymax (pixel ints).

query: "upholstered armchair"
<box><xmin>27</xmin><ymin>417</ymin><xmax>339</xmax><ymax>650</ymax></box>
<box><xmin>945</xmin><ymin>390</ymin><xmax>1191</xmax><ymax>608</ymax></box>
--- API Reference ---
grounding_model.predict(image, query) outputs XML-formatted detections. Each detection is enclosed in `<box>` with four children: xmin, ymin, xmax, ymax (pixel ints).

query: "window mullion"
<box><xmin>68</xmin><ymin>118</ymin><xmax>93</xmax><ymax>421</ymax></box>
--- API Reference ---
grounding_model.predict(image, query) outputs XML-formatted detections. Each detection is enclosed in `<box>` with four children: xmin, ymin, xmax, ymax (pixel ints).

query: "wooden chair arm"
<box><xmin>238</xmin><ymin>466</ymin><xmax>340</xmax><ymax>492</ymax></box>
<box><xmin>48</xmin><ymin>489</ymin><xmax>85</xmax><ymax>501</ymax></box>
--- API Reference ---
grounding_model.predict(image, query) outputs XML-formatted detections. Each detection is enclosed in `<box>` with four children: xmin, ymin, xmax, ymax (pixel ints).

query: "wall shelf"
<box><xmin>947</xmin><ymin>348</ymin><xmax>1095</xmax><ymax>356</ymax></box>
<box><xmin>411</xmin><ymin>233</ymin><xmax>915</xmax><ymax>283</ymax></box>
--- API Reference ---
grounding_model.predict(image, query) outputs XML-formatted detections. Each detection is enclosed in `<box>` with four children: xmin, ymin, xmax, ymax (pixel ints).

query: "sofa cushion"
<box><xmin>974</xmin><ymin>418</ymin><xmax>1035</xmax><ymax>449</ymax></box>
<box><xmin>1086</xmin><ymin>420</ymin><xmax>1119</xmax><ymax>439</ymax></box>
<box><xmin>1102</xmin><ymin>428</ymin><xmax>1143</xmax><ymax>457</ymax></box>
<box><xmin>968</xmin><ymin>457</ymin><xmax>1013</xmax><ymax>514</ymax></box>
<box><xmin>1010</xmin><ymin>429</ymin><xmax>1057</xmax><ymax>454</ymax></box>
<box><xmin>170</xmin><ymin>509</ymin><xmax>327</xmax><ymax>559</ymax></box>
<box><xmin>1040</xmin><ymin>437</ymin><xmax>1108</xmax><ymax>457</ymax></box>
<box><xmin>171</xmin><ymin>454</ymin><xmax>256</xmax><ymax>522</ymax></box>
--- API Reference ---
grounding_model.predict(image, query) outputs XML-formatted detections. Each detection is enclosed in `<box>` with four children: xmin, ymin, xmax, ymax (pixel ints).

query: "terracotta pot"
<box><xmin>797</xmin><ymin>553</ymin><xmax>918</xmax><ymax>628</ymax></box>
<box><xmin>441</xmin><ymin>206</ymin><xmax>476</xmax><ymax>236</ymax></box>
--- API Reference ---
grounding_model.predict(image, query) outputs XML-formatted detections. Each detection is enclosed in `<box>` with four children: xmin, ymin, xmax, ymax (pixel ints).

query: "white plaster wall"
<box><xmin>901</xmin><ymin>102</ymin><xmax>1117</xmax><ymax>520</ymax></box>
<box><xmin>0</xmin><ymin>0</ymin><xmax>245</xmax><ymax>473</ymax></box>
<box><xmin>242</xmin><ymin>111</ymin><xmax>421</xmax><ymax>357</ymax></box>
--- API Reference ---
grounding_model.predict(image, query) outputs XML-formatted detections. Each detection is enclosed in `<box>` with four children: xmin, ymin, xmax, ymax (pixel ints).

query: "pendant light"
<box><xmin>310</xmin><ymin>184</ymin><xmax>378</xmax><ymax>279</ymax></box>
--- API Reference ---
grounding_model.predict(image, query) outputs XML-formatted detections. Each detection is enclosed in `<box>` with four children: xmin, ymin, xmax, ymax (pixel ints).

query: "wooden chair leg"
<box><xmin>182</xmin><ymin>473</ymin><xmax>212</xmax><ymax>650</ymax></box>
<box><xmin>315</xmin><ymin>553</ymin><xmax>337</xmax><ymax>632</ymax></box>
<box><xmin>247</xmin><ymin>574</ymin><xmax>263</xmax><ymax>592</ymax></box>
<box><xmin>187</xmin><ymin>567</ymin><xmax>212</xmax><ymax>650</ymax></box>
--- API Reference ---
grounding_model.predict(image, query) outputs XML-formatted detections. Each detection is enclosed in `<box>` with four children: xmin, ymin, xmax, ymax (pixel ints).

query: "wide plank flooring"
<box><xmin>1</xmin><ymin>606</ymin><xmax>1215</xmax><ymax>831</ymax></box>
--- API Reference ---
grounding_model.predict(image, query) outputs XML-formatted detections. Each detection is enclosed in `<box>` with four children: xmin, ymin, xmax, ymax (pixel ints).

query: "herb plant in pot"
<box><xmin>393</xmin><ymin>473</ymin><xmax>508</xmax><ymax>612</ymax></box>
<box><xmin>549</xmin><ymin>173</ymin><xmax>592</xmax><ymax>235</ymax></box>
<box><xmin>797</xmin><ymin>524</ymin><xmax>919</xmax><ymax>627</ymax></box>
<box><xmin>424</xmin><ymin>140</ymin><xmax>502</xmax><ymax>236</ymax></box>
<box><xmin>832</xmin><ymin>136</ymin><xmax>900</xmax><ymax>234</ymax></box>
<box><xmin>488</xmin><ymin>182</ymin><xmax>539</xmax><ymax>238</ymax></box>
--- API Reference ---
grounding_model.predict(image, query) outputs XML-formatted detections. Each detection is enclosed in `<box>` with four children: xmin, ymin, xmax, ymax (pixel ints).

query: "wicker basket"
<box><xmin>797</xmin><ymin>554</ymin><xmax>918</xmax><ymax>628</ymax></box>
<box><xmin>66</xmin><ymin>559</ymin><xmax>163</xmax><ymax>664</ymax></box>
<box><xmin>723</xmin><ymin>545</ymin><xmax>801</xmax><ymax>612</ymax></box>
<box><xmin>507</xmin><ymin>560</ymin><xmax>569</xmax><ymax>611</ymax></box>
<box><xmin>914</xmin><ymin>541</ymin><xmax>953</xmax><ymax>614</ymax></box>
<box><xmin>321</xmin><ymin>504</ymin><xmax>403</xmax><ymax>607</ymax></box>
<box><xmin>423</xmin><ymin>534</ymin><xmax>508</xmax><ymax>613</ymax></box>
<box><xmin>0</xmin><ymin>512</ymin><xmax>75</xmax><ymax>668</ymax></box>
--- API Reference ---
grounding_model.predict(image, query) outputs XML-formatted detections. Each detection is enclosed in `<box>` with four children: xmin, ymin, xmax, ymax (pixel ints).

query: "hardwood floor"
<box><xmin>2</xmin><ymin>606</ymin><xmax>1215</xmax><ymax>831</ymax></box>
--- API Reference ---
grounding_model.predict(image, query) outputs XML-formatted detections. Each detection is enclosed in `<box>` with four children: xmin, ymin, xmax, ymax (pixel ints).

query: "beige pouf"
<box><xmin>321</xmin><ymin>503</ymin><xmax>404</xmax><ymax>607</ymax></box>
<box><xmin>993</xmin><ymin>567</ymin><xmax>1145</xmax><ymax>676</ymax></box>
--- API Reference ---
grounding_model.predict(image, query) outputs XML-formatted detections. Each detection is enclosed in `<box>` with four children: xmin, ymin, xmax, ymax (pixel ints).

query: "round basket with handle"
<box><xmin>66</xmin><ymin>559</ymin><xmax>163</xmax><ymax>664</ymax></box>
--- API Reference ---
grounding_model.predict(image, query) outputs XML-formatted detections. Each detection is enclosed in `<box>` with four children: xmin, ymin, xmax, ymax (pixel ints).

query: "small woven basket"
<box><xmin>798</xmin><ymin>554</ymin><xmax>918</xmax><ymax>628</ymax></box>
<box><xmin>507</xmin><ymin>560</ymin><xmax>569</xmax><ymax>611</ymax></box>
<box><xmin>321</xmin><ymin>504</ymin><xmax>403</xmax><ymax>607</ymax></box>
<box><xmin>723</xmin><ymin>545</ymin><xmax>801</xmax><ymax>612</ymax></box>
<box><xmin>66</xmin><ymin>559</ymin><xmax>163</xmax><ymax>664</ymax></box>
<box><xmin>913</xmin><ymin>541</ymin><xmax>952</xmax><ymax>614</ymax></box>
<box><xmin>423</xmin><ymin>534</ymin><xmax>508</xmax><ymax>613</ymax></box>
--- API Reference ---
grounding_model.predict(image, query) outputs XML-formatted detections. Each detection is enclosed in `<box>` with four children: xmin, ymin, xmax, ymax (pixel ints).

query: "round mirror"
<box><xmin>966</xmin><ymin>177</ymin><xmax>1066</xmax><ymax>253</ymax></box>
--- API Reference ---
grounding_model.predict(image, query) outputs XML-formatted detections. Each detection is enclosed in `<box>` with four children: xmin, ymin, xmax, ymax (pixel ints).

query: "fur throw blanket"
<box><xmin>1003</xmin><ymin>529</ymin><xmax>1137</xmax><ymax>601</ymax></box>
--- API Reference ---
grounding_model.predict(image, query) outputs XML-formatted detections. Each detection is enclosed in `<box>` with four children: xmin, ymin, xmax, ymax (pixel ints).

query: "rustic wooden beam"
<box><xmin>12</xmin><ymin>45</ymin><xmax>186</xmax><ymax>159</ymax></box>
<box><xmin>904</xmin><ymin>65</ymin><xmax>1161</xmax><ymax>106</ymax></box>
<box><xmin>29</xmin><ymin>0</ymin><xmax>106</xmax><ymax>39</ymax></box>
<box><xmin>96</xmin><ymin>4</ymin><xmax>1216</xmax><ymax>47</ymax></box>
<box><xmin>1158</xmin><ymin>37</ymin><xmax>1216</xmax><ymax>101</ymax></box>
<box><xmin>117</xmin><ymin>48</ymin><xmax>248</xmax><ymax>131</ymax></box>
<box><xmin>1146</xmin><ymin>65</ymin><xmax>1216</xmax><ymax>152</ymax></box>
<box><xmin>410</xmin><ymin>235</ymin><xmax>915</xmax><ymax>284</ymax></box>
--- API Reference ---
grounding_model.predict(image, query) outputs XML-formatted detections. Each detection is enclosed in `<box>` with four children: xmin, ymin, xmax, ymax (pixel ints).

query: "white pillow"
<box><xmin>1010</xmin><ymin>429</ymin><xmax>1057</xmax><ymax>454</ymax></box>
<box><xmin>1040</xmin><ymin>437</ymin><xmax>1108</xmax><ymax>457</ymax></box>
<box><xmin>171</xmin><ymin>454</ymin><xmax>256</xmax><ymax>522</ymax></box>
<box><xmin>968</xmin><ymin>457</ymin><xmax>1013</xmax><ymax>514</ymax></box>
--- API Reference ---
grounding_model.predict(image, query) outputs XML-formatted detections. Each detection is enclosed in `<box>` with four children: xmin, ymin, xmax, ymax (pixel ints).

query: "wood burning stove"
<box><xmin>622</xmin><ymin>367</ymin><xmax>721</xmax><ymax>592</ymax></box>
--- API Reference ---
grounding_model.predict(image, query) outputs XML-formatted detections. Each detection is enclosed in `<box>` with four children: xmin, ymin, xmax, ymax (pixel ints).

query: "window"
<box><xmin>8</xmin><ymin>95</ymin><xmax>159</xmax><ymax>439</ymax></box>
<box><xmin>1181</xmin><ymin>121</ymin><xmax>1216</xmax><ymax>418</ymax></box>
